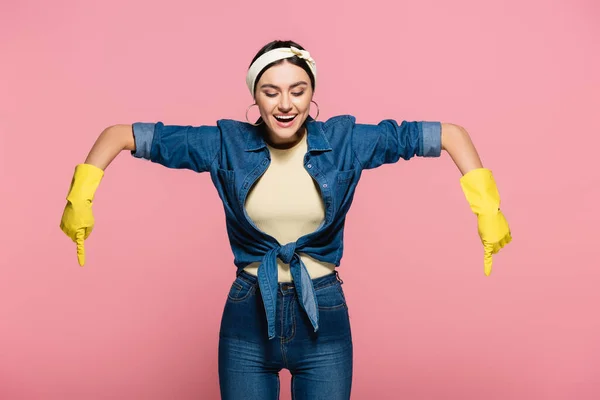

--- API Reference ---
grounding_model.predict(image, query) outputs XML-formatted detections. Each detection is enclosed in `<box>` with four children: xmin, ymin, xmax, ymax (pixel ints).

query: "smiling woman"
<box><xmin>247</xmin><ymin>40</ymin><xmax>318</xmax><ymax>148</ymax></box>
<box><xmin>253</xmin><ymin>64</ymin><xmax>312</xmax><ymax>146</ymax></box>
<box><xmin>59</xmin><ymin>38</ymin><xmax>512</xmax><ymax>400</ymax></box>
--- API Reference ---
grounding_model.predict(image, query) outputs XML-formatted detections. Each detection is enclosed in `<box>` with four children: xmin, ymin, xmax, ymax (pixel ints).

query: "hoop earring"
<box><xmin>310</xmin><ymin>100</ymin><xmax>320</xmax><ymax>121</ymax></box>
<box><xmin>246</xmin><ymin>103</ymin><xmax>263</xmax><ymax>126</ymax></box>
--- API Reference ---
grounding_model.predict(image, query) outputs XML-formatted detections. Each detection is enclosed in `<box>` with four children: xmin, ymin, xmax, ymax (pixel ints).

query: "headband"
<box><xmin>246</xmin><ymin>46</ymin><xmax>317</xmax><ymax>97</ymax></box>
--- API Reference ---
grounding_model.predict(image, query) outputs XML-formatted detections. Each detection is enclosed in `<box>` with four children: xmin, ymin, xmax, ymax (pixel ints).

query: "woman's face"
<box><xmin>254</xmin><ymin>60</ymin><xmax>313</xmax><ymax>147</ymax></box>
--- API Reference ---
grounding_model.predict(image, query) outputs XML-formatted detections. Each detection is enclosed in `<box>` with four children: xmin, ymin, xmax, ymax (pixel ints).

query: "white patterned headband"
<box><xmin>246</xmin><ymin>46</ymin><xmax>317</xmax><ymax>97</ymax></box>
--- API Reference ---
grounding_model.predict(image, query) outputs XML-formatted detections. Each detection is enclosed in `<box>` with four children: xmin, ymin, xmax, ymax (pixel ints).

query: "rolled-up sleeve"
<box><xmin>131</xmin><ymin>122</ymin><xmax>221</xmax><ymax>173</ymax></box>
<box><xmin>351</xmin><ymin>119</ymin><xmax>441</xmax><ymax>170</ymax></box>
<box><xmin>131</xmin><ymin>122</ymin><xmax>154</xmax><ymax>160</ymax></box>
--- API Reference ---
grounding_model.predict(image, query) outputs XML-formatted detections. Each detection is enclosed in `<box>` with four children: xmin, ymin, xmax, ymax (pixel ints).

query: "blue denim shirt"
<box><xmin>132</xmin><ymin>115</ymin><xmax>441</xmax><ymax>339</ymax></box>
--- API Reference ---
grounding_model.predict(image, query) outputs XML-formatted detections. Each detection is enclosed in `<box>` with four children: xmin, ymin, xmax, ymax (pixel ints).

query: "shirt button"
<box><xmin>307</xmin><ymin>164</ymin><xmax>312</xmax><ymax>169</ymax></box>
<box><xmin>323</xmin><ymin>183</ymin><xmax>328</xmax><ymax>188</ymax></box>
<box><xmin>262</xmin><ymin>160</ymin><xmax>268</xmax><ymax>165</ymax></box>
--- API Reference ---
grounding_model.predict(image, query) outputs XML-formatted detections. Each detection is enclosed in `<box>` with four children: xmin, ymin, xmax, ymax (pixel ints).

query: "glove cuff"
<box><xmin>459</xmin><ymin>168</ymin><xmax>501</xmax><ymax>215</ymax></box>
<box><xmin>66</xmin><ymin>163</ymin><xmax>104</xmax><ymax>201</ymax></box>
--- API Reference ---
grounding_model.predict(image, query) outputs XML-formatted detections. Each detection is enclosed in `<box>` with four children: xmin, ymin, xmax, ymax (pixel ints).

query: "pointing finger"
<box><xmin>76</xmin><ymin>230</ymin><xmax>86</xmax><ymax>267</ymax></box>
<box><xmin>484</xmin><ymin>241</ymin><xmax>494</xmax><ymax>276</ymax></box>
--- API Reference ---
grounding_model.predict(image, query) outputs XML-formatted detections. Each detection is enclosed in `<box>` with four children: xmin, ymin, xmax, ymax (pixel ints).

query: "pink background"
<box><xmin>1</xmin><ymin>0</ymin><xmax>599</xmax><ymax>398</ymax></box>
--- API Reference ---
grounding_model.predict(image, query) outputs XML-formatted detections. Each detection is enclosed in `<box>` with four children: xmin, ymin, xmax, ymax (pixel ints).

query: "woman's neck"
<box><xmin>263</xmin><ymin>125</ymin><xmax>307</xmax><ymax>150</ymax></box>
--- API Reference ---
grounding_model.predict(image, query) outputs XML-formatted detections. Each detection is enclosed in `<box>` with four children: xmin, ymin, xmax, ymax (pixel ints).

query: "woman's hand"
<box><xmin>460</xmin><ymin>168</ymin><xmax>512</xmax><ymax>276</ymax></box>
<box><xmin>60</xmin><ymin>163</ymin><xmax>104</xmax><ymax>266</ymax></box>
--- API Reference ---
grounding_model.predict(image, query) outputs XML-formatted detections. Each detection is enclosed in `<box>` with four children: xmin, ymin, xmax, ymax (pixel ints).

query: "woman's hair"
<box><xmin>249</xmin><ymin>40</ymin><xmax>316</xmax><ymax>94</ymax></box>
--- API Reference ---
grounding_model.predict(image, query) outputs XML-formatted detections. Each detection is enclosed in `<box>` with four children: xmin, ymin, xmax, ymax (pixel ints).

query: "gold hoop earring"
<box><xmin>245</xmin><ymin>103</ymin><xmax>263</xmax><ymax>126</ymax></box>
<box><xmin>310</xmin><ymin>100</ymin><xmax>320</xmax><ymax>121</ymax></box>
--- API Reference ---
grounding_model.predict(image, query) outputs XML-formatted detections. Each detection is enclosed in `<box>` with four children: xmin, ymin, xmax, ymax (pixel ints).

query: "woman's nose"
<box><xmin>278</xmin><ymin>94</ymin><xmax>292</xmax><ymax>111</ymax></box>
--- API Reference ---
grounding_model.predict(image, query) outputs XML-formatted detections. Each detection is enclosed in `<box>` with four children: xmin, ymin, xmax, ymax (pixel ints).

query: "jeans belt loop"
<box><xmin>335</xmin><ymin>270</ymin><xmax>344</xmax><ymax>284</ymax></box>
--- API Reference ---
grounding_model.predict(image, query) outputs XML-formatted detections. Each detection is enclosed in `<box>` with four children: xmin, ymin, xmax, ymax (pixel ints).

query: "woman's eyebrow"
<box><xmin>260</xmin><ymin>81</ymin><xmax>308</xmax><ymax>90</ymax></box>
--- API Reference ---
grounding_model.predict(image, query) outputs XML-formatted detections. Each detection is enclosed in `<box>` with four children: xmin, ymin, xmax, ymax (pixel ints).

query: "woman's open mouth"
<box><xmin>273</xmin><ymin>114</ymin><xmax>297</xmax><ymax>128</ymax></box>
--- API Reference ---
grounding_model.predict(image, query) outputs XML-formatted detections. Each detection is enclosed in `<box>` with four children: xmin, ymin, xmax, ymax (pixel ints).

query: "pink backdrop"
<box><xmin>1</xmin><ymin>0</ymin><xmax>599</xmax><ymax>398</ymax></box>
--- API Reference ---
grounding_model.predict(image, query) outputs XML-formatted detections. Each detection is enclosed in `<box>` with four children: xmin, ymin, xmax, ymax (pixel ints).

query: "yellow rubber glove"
<box><xmin>460</xmin><ymin>168</ymin><xmax>512</xmax><ymax>276</ymax></box>
<box><xmin>60</xmin><ymin>163</ymin><xmax>104</xmax><ymax>266</ymax></box>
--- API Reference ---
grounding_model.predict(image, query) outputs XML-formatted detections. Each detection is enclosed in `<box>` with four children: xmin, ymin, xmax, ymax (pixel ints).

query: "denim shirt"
<box><xmin>132</xmin><ymin>115</ymin><xmax>441</xmax><ymax>339</ymax></box>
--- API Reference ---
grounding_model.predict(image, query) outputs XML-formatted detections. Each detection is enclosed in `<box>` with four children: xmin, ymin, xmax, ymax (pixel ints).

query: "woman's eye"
<box><xmin>292</xmin><ymin>92</ymin><xmax>304</xmax><ymax>97</ymax></box>
<box><xmin>265</xmin><ymin>93</ymin><xmax>277</xmax><ymax>98</ymax></box>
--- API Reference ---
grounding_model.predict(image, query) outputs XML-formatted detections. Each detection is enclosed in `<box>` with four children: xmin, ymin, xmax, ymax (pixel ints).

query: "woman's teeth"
<box><xmin>275</xmin><ymin>115</ymin><xmax>296</xmax><ymax>122</ymax></box>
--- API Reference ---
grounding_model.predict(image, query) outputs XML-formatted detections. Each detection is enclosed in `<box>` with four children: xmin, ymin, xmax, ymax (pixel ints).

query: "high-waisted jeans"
<box><xmin>218</xmin><ymin>270</ymin><xmax>353</xmax><ymax>399</ymax></box>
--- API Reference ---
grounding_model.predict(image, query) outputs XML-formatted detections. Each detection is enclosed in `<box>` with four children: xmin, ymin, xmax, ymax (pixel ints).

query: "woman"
<box><xmin>60</xmin><ymin>40</ymin><xmax>511</xmax><ymax>399</ymax></box>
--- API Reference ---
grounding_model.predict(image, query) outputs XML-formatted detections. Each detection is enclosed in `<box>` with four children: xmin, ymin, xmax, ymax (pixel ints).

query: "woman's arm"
<box><xmin>440</xmin><ymin>123</ymin><xmax>512</xmax><ymax>276</ymax></box>
<box><xmin>84</xmin><ymin>124</ymin><xmax>135</xmax><ymax>170</ymax></box>
<box><xmin>440</xmin><ymin>123</ymin><xmax>483</xmax><ymax>174</ymax></box>
<box><xmin>61</xmin><ymin>121</ymin><xmax>221</xmax><ymax>266</ymax></box>
<box><xmin>60</xmin><ymin>124</ymin><xmax>135</xmax><ymax>266</ymax></box>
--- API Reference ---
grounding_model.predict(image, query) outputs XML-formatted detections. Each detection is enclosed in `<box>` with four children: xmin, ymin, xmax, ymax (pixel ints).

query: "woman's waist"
<box><xmin>242</xmin><ymin>253</ymin><xmax>335</xmax><ymax>282</ymax></box>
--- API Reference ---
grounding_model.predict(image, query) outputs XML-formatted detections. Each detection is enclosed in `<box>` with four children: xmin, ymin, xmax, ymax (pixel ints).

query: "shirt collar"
<box><xmin>244</xmin><ymin>116</ymin><xmax>332</xmax><ymax>153</ymax></box>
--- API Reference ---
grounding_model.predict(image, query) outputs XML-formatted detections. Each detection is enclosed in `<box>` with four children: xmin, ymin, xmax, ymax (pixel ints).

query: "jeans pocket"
<box><xmin>226</xmin><ymin>277</ymin><xmax>255</xmax><ymax>302</ymax></box>
<box><xmin>316</xmin><ymin>282</ymin><xmax>347</xmax><ymax>310</ymax></box>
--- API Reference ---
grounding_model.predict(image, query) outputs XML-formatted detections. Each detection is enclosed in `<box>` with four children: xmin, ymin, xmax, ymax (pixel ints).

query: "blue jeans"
<box><xmin>218</xmin><ymin>270</ymin><xmax>353</xmax><ymax>399</ymax></box>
